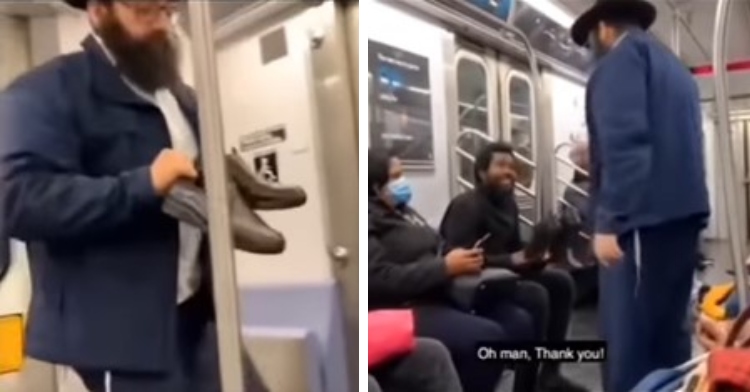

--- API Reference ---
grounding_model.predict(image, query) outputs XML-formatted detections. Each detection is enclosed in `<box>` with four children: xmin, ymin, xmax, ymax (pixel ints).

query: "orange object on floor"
<box><xmin>0</xmin><ymin>313</ymin><xmax>24</xmax><ymax>374</ymax></box>
<box><xmin>701</xmin><ymin>283</ymin><xmax>735</xmax><ymax>321</ymax></box>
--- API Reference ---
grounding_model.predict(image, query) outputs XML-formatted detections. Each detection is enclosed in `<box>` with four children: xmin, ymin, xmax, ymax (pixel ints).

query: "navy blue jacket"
<box><xmin>586</xmin><ymin>30</ymin><xmax>709</xmax><ymax>235</ymax></box>
<box><xmin>0</xmin><ymin>36</ymin><xmax>211</xmax><ymax>372</ymax></box>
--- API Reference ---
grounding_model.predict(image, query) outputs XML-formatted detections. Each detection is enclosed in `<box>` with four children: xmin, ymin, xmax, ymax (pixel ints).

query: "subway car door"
<box><xmin>314</xmin><ymin>2</ymin><xmax>360</xmax><ymax>391</ymax></box>
<box><xmin>452</xmin><ymin>47</ymin><xmax>498</xmax><ymax>194</ymax></box>
<box><xmin>210</xmin><ymin>2</ymin><xmax>358</xmax><ymax>391</ymax></box>
<box><xmin>500</xmin><ymin>62</ymin><xmax>539</xmax><ymax>227</ymax></box>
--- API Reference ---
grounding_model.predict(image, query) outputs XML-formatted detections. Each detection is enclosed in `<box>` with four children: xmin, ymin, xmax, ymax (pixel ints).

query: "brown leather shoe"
<box><xmin>229</xmin><ymin>181</ymin><xmax>286</xmax><ymax>254</ymax></box>
<box><xmin>226</xmin><ymin>149</ymin><xmax>307</xmax><ymax>210</ymax></box>
<box><xmin>163</xmin><ymin>180</ymin><xmax>286</xmax><ymax>255</ymax></box>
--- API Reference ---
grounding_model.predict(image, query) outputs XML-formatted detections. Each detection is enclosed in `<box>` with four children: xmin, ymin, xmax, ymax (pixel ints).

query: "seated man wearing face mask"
<box><xmin>368</xmin><ymin>148</ymin><xmax>538</xmax><ymax>392</ymax></box>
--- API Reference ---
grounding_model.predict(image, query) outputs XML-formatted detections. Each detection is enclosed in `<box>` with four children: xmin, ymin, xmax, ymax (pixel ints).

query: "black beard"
<box><xmin>98</xmin><ymin>14</ymin><xmax>180</xmax><ymax>92</ymax></box>
<box><xmin>481</xmin><ymin>181</ymin><xmax>515</xmax><ymax>204</ymax></box>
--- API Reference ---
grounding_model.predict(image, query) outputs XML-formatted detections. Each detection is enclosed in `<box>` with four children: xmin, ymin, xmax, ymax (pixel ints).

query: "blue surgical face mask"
<box><xmin>387</xmin><ymin>177</ymin><xmax>412</xmax><ymax>207</ymax></box>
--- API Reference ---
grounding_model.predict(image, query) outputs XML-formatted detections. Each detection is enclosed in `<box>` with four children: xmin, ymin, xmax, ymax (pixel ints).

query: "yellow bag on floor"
<box><xmin>701</xmin><ymin>283</ymin><xmax>735</xmax><ymax>321</ymax></box>
<box><xmin>0</xmin><ymin>313</ymin><xmax>24</xmax><ymax>374</ymax></box>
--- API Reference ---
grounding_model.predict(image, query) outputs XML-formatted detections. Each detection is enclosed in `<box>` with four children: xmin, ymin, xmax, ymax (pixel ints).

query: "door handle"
<box><xmin>330</xmin><ymin>246</ymin><xmax>349</xmax><ymax>267</ymax></box>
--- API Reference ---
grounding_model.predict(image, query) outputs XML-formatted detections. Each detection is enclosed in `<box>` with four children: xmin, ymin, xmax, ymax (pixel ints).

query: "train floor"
<box><xmin>495</xmin><ymin>239</ymin><xmax>734</xmax><ymax>391</ymax></box>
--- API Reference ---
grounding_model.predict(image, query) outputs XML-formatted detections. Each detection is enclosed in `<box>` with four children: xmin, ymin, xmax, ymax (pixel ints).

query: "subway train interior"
<box><xmin>368</xmin><ymin>0</ymin><xmax>750</xmax><ymax>390</ymax></box>
<box><xmin>0</xmin><ymin>1</ymin><xmax>358</xmax><ymax>392</ymax></box>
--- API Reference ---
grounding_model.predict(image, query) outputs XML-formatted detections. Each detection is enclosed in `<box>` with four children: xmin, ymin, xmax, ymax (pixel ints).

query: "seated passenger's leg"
<box><xmin>480</xmin><ymin>302</ymin><xmax>539</xmax><ymax>392</ymax></box>
<box><xmin>413</xmin><ymin>305</ymin><xmax>506</xmax><ymax>392</ymax></box>
<box><xmin>374</xmin><ymin>338</ymin><xmax>463</xmax><ymax>392</ymax></box>
<box><xmin>501</xmin><ymin>280</ymin><xmax>549</xmax><ymax>340</ymax></box>
<box><xmin>526</xmin><ymin>269</ymin><xmax>588</xmax><ymax>390</ymax></box>
<box><xmin>526</xmin><ymin>268</ymin><xmax>575</xmax><ymax>343</ymax></box>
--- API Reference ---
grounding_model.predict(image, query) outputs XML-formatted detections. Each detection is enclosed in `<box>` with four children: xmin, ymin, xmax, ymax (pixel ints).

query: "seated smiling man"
<box><xmin>439</xmin><ymin>142</ymin><xmax>587</xmax><ymax>392</ymax></box>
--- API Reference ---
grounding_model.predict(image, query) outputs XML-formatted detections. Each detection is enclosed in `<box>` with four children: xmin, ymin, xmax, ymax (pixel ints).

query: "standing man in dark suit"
<box><xmin>571</xmin><ymin>1</ymin><xmax>710</xmax><ymax>391</ymax></box>
<box><xmin>0</xmin><ymin>1</ymin><xmax>267</xmax><ymax>390</ymax></box>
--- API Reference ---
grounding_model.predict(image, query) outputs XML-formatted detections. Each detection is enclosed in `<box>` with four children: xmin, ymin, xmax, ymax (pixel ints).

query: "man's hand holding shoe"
<box><xmin>150</xmin><ymin>149</ymin><xmax>198</xmax><ymax>195</ymax></box>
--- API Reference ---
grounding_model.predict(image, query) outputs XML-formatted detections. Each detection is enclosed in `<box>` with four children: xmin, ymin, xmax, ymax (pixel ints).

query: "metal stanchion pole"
<box><xmin>712</xmin><ymin>0</ymin><xmax>748</xmax><ymax>309</ymax></box>
<box><xmin>186</xmin><ymin>2</ymin><xmax>245</xmax><ymax>390</ymax></box>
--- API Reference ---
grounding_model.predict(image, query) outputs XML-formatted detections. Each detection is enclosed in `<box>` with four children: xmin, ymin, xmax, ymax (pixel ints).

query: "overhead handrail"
<box><xmin>712</xmin><ymin>0</ymin><xmax>748</xmax><ymax>309</ymax></box>
<box><xmin>398</xmin><ymin>0</ymin><xmax>554</xmax><ymax>221</ymax></box>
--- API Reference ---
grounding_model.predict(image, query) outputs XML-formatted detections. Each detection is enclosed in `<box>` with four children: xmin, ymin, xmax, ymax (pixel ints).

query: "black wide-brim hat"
<box><xmin>63</xmin><ymin>0</ymin><xmax>88</xmax><ymax>10</ymax></box>
<box><xmin>570</xmin><ymin>0</ymin><xmax>657</xmax><ymax>46</ymax></box>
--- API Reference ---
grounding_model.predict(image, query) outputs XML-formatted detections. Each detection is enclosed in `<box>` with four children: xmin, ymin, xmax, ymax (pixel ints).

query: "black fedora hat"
<box><xmin>570</xmin><ymin>0</ymin><xmax>657</xmax><ymax>46</ymax></box>
<box><xmin>63</xmin><ymin>0</ymin><xmax>88</xmax><ymax>10</ymax></box>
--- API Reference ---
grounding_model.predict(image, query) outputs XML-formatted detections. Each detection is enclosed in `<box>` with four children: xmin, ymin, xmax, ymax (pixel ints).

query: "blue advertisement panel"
<box><xmin>368</xmin><ymin>40</ymin><xmax>435</xmax><ymax>169</ymax></box>
<box><xmin>468</xmin><ymin>0</ymin><xmax>516</xmax><ymax>21</ymax></box>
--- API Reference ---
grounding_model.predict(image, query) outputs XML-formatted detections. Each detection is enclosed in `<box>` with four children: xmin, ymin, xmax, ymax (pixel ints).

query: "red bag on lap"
<box><xmin>368</xmin><ymin>310</ymin><xmax>416</xmax><ymax>369</ymax></box>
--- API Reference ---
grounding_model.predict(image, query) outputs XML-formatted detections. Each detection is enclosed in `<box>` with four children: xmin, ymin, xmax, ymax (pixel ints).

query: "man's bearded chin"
<box><xmin>97</xmin><ymin>15</ymin><xmax>181</xmax><ymax>92</ymax></box>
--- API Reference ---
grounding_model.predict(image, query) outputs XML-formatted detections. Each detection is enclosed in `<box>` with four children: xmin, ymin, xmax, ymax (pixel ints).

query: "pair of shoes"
<box><xmin>224</xmin><ymin>150</ymin><xmax>306</xmax><ymax>254</ymax></box>
<box><xmin>526</xmin><ymin>214</ymin><xmax>561</xmax><ymax>260</ymax></box>
<box><xmin>226</xmin><ymin>149</ymin><xmax>306</xmax><ymax>210</ymax></box>
<box><xmin>549</xmin><ymin>208</ymin><xmax>582</xmax><ymax>266</ymax></box>
<box><xmin>525</xmin><ymin>210</ymin><xmax>582</xmax><ymax>268</ymax></box>
<box><xmin>163</xmin><ymin>152</ymin><xmax>306</xmax><ymax>254</ymax></box>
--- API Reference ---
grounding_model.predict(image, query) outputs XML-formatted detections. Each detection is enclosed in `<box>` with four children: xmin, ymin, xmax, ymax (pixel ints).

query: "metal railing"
<box><xmin>713</xmin><ymin>0</ymin><xmax>749</xmax><ymax>309</ymax></box>
<box><xmin>554</xmin><ymin>154</ymin><xmax>591</xmax><ymax>241</ymax></box>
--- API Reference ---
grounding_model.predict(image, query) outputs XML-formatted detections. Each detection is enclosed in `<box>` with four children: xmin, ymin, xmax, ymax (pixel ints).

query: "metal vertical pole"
<box><xmin>186</xmin><ymin>2</ymin><xmax>246</xmax><ymax>391</ymax></box>
<box><xmin>712</xmin><ymin>0</ymin><xmax>749</xmax><ymax>309</ymax></box>
<box><xmin>671</xmin><ymin>10</ymin><xmax>681</xmax><ymax>56</ymax></box>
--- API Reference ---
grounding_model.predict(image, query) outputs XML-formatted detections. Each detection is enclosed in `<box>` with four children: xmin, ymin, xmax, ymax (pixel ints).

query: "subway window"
<box><xmin>456</xmin><ymin>56</ymin><xmax>489</xmax><ymax>188</ymax></box>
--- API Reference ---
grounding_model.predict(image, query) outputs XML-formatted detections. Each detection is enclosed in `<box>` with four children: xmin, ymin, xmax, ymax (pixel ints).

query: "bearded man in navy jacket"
<box><xmin>571</xmin><ymin>1</ymin><xmax>710</xmax><ymax>391</ymax></box>
<box><xmin>0</xmin><ymin>1</ymin><xmax>268</xmax><ymax>391</ymax></box>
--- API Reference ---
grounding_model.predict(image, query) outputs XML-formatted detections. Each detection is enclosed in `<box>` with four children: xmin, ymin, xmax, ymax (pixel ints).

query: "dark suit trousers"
<box><xmin>599</xmin><ymin>216</ymin><xmax>703</xmax><ymax>392</ymax></box>
<box><xmin>74</xmin><ymin>290</ymin><xmax>268</xmax><ymax>392</ymax></box>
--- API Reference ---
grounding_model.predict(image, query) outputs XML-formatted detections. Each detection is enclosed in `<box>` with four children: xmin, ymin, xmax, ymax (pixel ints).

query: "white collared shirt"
<box><xmin>613</xmin><ymin>32</ymin><xmax>629</xmax><ymax>49</ymax></box>
<box><xmin>94</xmin><ymin>35</ymin><xmax>202</xmax><ymax>304</ymax></box>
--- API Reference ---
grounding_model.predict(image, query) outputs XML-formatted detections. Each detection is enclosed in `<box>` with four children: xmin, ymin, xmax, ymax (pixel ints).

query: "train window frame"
<box><xmin>455</xmin><ymin>52</ymin><xmax>490</xmax><ymax>135</ymax></box>
<box><xmin>505</xmin><ymin>70</ymin><xmax>535</xmax><ymax>161</ymax></box>
<box><xmin>454</xmin><ymin>51</ymin><xmax>491</xmax><ymax>190</ymax></box>
<box><xmin>504</xmin><ymin>69</ymin><xmax>536</xmax><ymax>221</ymax></box>
<box><xmin>504</xmin><ymin>71</ymin><xmax>536</xmax><ymax>178</ymax></box>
